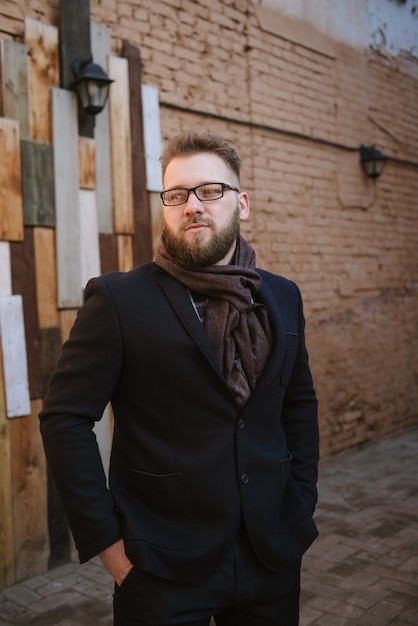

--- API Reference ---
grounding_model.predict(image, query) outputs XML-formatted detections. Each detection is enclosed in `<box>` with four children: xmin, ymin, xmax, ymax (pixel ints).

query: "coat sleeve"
<box><xmin>39</xmin><ymin>276</ymin><xmax>123</xmax><ymax>562</ymax></box>
<box><xmin>281</xmin><ymin>281</ymin><xmax>319</xmax><ymax>513</ymax></box>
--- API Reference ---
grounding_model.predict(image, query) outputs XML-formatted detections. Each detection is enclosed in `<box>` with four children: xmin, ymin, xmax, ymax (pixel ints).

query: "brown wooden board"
<box><xmin>99</xmin><ymin>233</ymin><xmax>119</xmax><ymax>274</ymax></box>
<box><xmin>78</xmin><ymin>137</ymin><xmax>96</xmax><ymax>190</ymax></box>
<box><xmin>21</xmin><ymin>140</ymin><xmax>55</xmax><ymax>226</ymax></box>
<box><xmin>0</xmin><ymin>38</ymin><xmax>3</xmax><ymax>117</ymax></box>
<box><xmin>108</xmin><ymin>56</ymin><xmax>134</xmax><ymax>235</ymax></box>
<box><xmin>9</xmin><ymin>400</ymin><xmax>49</xmax><ymax>581</ymax></box>
<box><xmin>117</xmin><ymin>234</ymin><xmax>133</xmax><ymax>273</ymax></box>
<box><xmin>25</xmin><ymin>17</ymin><xmax>59</xmax><ymax>143</ymax></box>
<box><xmin>0</xmin><ymin>117</ymin><xmax>24</xmax><ymax>242</ymax></box>
<box><xmin>60</xmin><ymin>309</ymin><xmax>78</xmax><ymax>344</ymax></box>
<box><xmin>121</xmin><ymin>41</ymin><xmax>153</xmax><ymax>266</ymax></box>
<box><xmin>10</xmin><ymin>227</ymin><xmax>43</xmax><ymax>399</ymax></box>
<box><xmin>33</xmin><ymin>227</ymin><xmax>59</xmax><ymax>329</ymax></box>
<box><xmin>0</xmin><ymin>343</ymin><xmax>15</xmax><ymax>587</ymax></box>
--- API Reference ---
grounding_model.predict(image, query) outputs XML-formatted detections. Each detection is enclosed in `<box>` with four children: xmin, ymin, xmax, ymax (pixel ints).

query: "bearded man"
<box><xmin>40</xmin><ymin>131</ymin><xmax>319</xmax><ymax>626</ymax></box>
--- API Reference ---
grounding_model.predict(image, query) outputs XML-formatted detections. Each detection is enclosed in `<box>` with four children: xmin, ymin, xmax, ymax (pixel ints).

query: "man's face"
<box><xmin>162</xmin><ymin>153</ymin><xmax>249</xmax><ymax>267</ymax></box>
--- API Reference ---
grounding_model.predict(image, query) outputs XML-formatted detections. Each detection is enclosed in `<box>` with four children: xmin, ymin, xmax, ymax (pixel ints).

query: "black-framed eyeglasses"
<box><xmin>160</xmin><ymin>182</ymin><xmax>239</xmax><ymax>206</ymax></box>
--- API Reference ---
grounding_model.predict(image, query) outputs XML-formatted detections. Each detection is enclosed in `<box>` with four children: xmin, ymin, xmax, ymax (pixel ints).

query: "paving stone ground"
<box><xmin>1</xmin><ymin>426</ymin><xmax>417</xmax><ymax>625</ymax></box>
<box><xmin>300</xmin><ymin>426</ymin><xmax>418</xmax><ymax>626</ymax></box>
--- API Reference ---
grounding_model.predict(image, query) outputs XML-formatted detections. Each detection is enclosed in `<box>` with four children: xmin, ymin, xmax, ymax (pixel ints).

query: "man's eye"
<box><xmin>199</xmin><ymin>185</ymin><xmax>218</xmax><ymax>198</ymax></box>
<box><xmin>167</xmin><ymin>190</ymin><xmax>185</xmax><ymax>202</ymax></box>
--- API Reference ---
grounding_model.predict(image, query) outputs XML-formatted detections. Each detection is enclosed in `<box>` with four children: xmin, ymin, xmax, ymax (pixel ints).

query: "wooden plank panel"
<box><xmin>99</xmin><ymin>233</ymin><xmax>119</xmax><ymax>274</ymax></box>
<box><xmin>0</xmin><ymin>40</ymin><xmax>30</xmax><ymax>140</ymax></box>
<box><xmin>21</xmin><ymin>140</ymin><xmax>55</xmax><ymax>226</ymax></box>
<box><xmin>150</xmin><ymin>190</ymin><xmax>163</xmax><ymax>257</ymax></box>
<box><xmin>117</xmin><ymin>234</ymin><xmax>134</xmax><ymax>273</ymax></box>
<box><xmin>25</xmin><ymin>17</ymin><xmax>59</xmax><ymax>143</ymax></box>
<box><xmin>122</xmin><ymin>41</ymin><xmax>154</xmax><ymax>266</ymax></box>
<box><xmin>40</xmin><ymin>327</ymin><xmax>62</xmax><ymax>397</ymax></box>
<box><xmin>91</xmin><ymin>22</ymin><xmax>113</xmax><ymax>234</ymax></box>
<box><xmin>9</xmin><ymin>399</ymin><xmax>49</xmax><ymax>581</ymax></box>
<box><xmin>141</xmin><ymin>84</ymin><xmax>162</xmax><ymax>193</ymax></box>
<box><xmin>10</xmin><ymin>227</ymin><xmax>43</xmax><ymax>399</ymax></box>
<box><xmin>108</xmin><ymin>56</ymin><xmax>134</xmax><ymax>235</ymax></box>
<box><xmin>59</xmin><ymin>0</ymin><xmax>90</xmax><ymax>90</ymax></box>
<box><xmin>79</xmin><ymin>189</ymin><xmax>101</xmax><ymax>287</ymax></box>
<box><xmin>122</xmin><ymin>41</ymin><xmax>153</xmax><ymax>265</ymax></box>
<box><xmin>78</xmin><ymin>137</ymin><xmax>95</xmax><ymax>190</ymax></box>
<box><xmin>0</xmin><ymin>37</ymin><xmax>3</xmax><ymax>117</ymax></box>
<box><xmin>0</xmin><ymin>296</ymin><xmax>31</xmax><ymax>418</ymax></box>
<box><xmin>59</xmin><ymin>0</ymin><xmax>93</xmax><ymax>138</ymax></box>
<box><xmin>0</xmin><ymin>242</ymin><xmax>12</xmax><ymax>296</ymax></box>
<box><xmin>0</xmin><ymin>342</ymin><xmax>15</xmax><ymax>587</ymax></box>
<box><xmin>60</xmin><ymin>309</ymin><xmax>78</xmax><ymax>344</ymax></box>
<box><xmin>0</xmin><ymin>117</ymin><xmax>24</xmax><ymax>242</ymax></box>
<box><xmin>52</xmin><ymin>88</ymin><xmax>83</xmax><ymax>309</ymax></box>
<box><xmin>33</xmin><ymin>227</ymin><xmax>59</xmax><ymax>328</ymax></box>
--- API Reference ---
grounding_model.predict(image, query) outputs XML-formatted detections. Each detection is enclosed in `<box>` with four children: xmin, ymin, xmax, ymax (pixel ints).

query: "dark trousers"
<box><xmin>113</xmin><ymin>528</ymin><xmax>301</xmax><ymax>626</ymax></box>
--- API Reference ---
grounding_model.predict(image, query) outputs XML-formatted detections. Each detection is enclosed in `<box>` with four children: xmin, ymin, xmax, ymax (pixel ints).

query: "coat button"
<box><xmin>241</xmin><ymin>474</ymin><xmax>249</xmax><ymax>484</ymax></box>
<box><xmin>238</xmin><ymin>419</ymin><xmax>245</xmax><ymax>429</ymax></box>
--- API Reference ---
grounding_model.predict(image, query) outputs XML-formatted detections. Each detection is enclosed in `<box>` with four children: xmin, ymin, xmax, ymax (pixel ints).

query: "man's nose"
<box><xmin>184</xmin><ymin>190</ymin><xmax>204</xmax><ymax>214</ymax></box>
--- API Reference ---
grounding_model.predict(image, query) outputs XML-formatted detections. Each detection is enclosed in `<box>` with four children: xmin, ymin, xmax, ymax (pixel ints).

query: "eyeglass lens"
<box><xmin>163</xmin><ymin>183</ymin><xmax>225</xmax><ymax>206</ymax></box>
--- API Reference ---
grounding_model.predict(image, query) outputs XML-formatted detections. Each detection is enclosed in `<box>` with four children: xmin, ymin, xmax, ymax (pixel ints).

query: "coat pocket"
<box><xmin>275</xmin><ymin>452</ymin><xmax>310</xmax><ymax>535</ymax></box>
<box><xmin>274</xmin><ymin>455</ymin><xmax>319</xmax><ymax>557</ymax></box>
<box><xmin>119</xmin><ymin>468</ymin><xmax>192</xmax><ymax>550</ymax></box>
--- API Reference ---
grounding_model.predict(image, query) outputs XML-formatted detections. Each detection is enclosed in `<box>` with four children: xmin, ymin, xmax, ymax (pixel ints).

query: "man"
<box><xmin>40</xmin><ymin>131</ymin><xmax>319</xmax><ymax>626</ymax></box>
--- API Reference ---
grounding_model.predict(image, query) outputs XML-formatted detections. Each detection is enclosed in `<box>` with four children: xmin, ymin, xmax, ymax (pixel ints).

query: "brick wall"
<box><xmin>1</xmin><ymin>0</ymin><xmax>417</xmax><ymax>461</ymax></box>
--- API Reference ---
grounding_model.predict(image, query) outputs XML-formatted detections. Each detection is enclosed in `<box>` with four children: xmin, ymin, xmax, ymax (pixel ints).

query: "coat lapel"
<box><xmin>157</xmin><ymin>271</ymin><xmax>225</xmax><ymax>380</ymax></box>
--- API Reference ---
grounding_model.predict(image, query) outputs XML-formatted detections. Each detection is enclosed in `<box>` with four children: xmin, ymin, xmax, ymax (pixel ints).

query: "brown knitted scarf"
<box><xmin>155</xmin><ymin>235</ymin><xmax>273</xmax><ymax>408</ymax></box>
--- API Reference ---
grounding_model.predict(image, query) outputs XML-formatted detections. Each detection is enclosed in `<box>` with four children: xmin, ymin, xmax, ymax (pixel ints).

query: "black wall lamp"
<box><xmin>359</xmin><ymin>145</ymin><xmax>387</xmax><ymax>180</ymax></box>
<box><xmin>59</xmin><ymin>0</ymin><xmax>113</xmax><ymax>137</ymax></box>
<box><xmin>71</xmin><ymin>56</ymin><xmax>113</xmax><ymax>115</ymax></box>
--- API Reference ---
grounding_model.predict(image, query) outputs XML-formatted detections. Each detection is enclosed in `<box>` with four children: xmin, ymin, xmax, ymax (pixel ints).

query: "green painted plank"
<box><xmin>1</xmin><ymin>40</ymin><xmax>30</xmax><ymax>140</ymax></box>
<box><xmin>21</xmin><ymin>140</ymin><xmax>55</xmax><ymax>226</ymax></box>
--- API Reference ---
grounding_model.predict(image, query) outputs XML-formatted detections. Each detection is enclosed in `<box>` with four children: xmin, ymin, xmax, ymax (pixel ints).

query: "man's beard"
<box><xmin>162</xmin><ymin>205</ymin><xmax>241</xmax><ymax>268</ymax></box>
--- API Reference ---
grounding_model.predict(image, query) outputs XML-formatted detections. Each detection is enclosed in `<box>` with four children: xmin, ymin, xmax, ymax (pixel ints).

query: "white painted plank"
<box><xmin>0</xmin><ymin>243</ymin><xmax>12</xmax><ymax>296</ymax></box>
<box><xmin>79</xmin><ymin>189</ymin><xmax>101</xmax><ymax>287</ymax></box>
<box><xmin>91</xmin><ymin>23</ymin><xmax>113</xmax><ymax>234</ymax></box>
<box><xmin>0</xmin><ymin>296</ymin><xmax>31</xmax><ymax>418</ymax></box>
<box><xmin>141</xmin><ymin>84</ymin><xmax>162</xmax><ymax>192</ymax></box>
<box><xmin>93</xmin><ymin>404</ymin><xmax>112</xmax><ymax>481</ymax></box>
<box><xmin>52</xmin><ymin>88</ymin><xmax>83</xmax><ymax>308</ymax></box>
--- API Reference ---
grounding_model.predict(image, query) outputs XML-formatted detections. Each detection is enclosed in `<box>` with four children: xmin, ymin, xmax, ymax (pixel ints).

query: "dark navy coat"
<box><xmin>40</xmin><ymin>262</ymin><xmax>319</xmax><ymax>585</ymax></box>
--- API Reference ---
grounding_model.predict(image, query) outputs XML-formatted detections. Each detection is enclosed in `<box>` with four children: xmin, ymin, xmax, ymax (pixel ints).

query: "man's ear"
<box><xmin>238</xmin><ymin>191</ymin><xmax>250</xmax><ymax>221</ymax></box>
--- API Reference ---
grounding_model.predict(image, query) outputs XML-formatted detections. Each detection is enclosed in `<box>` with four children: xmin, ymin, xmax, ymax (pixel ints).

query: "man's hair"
<box><xmin>160</xmin><ymin>131</ymin><xmax>241</xmax><ymax>181</ymax></box>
